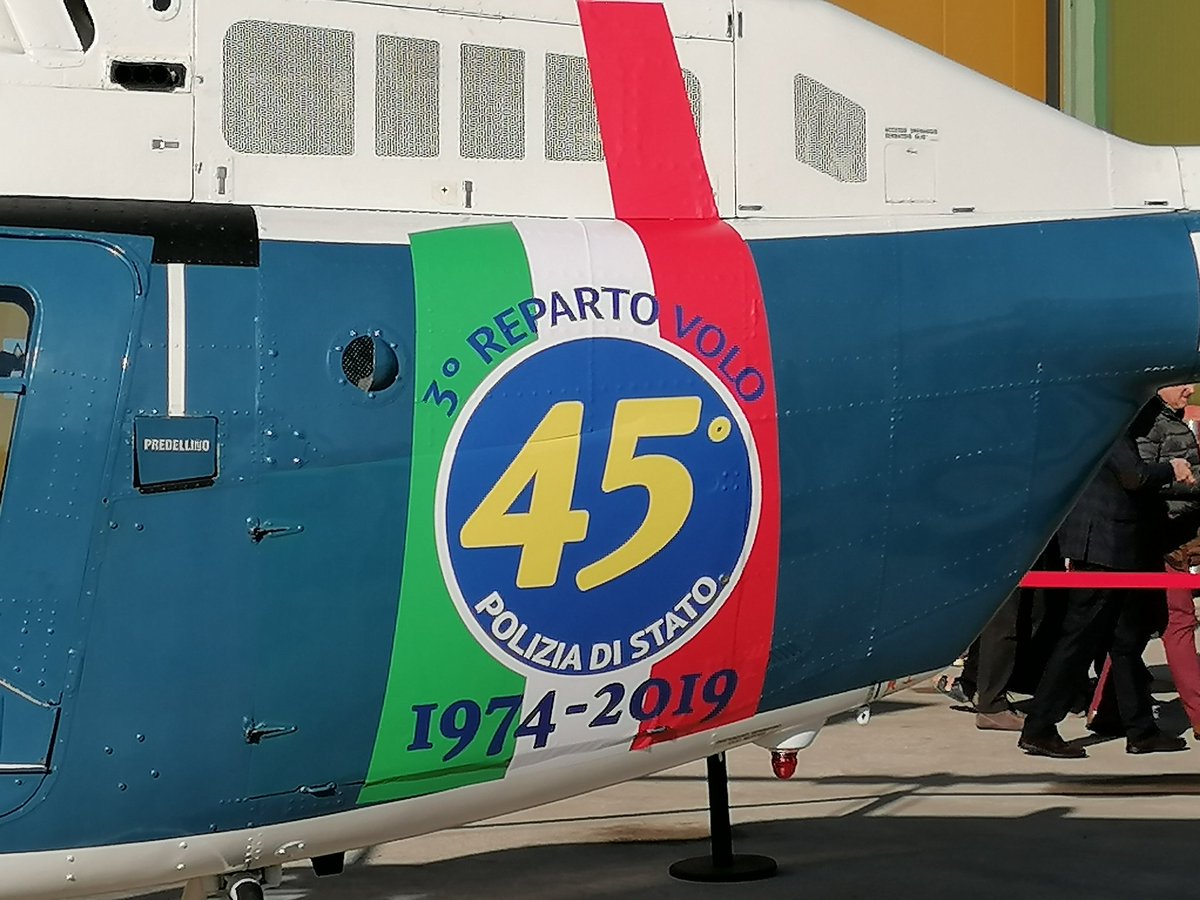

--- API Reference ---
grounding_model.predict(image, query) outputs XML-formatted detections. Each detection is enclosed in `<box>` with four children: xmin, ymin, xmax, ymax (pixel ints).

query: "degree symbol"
<box><xmin>708</xmin><ymin>416</ymin><xmax>732</xmax><ymax>444</ymax></box>
<box><xmin>443</xmin><ymin>357</ymin><xmax>462</xmax><ymax>378</ymax></box>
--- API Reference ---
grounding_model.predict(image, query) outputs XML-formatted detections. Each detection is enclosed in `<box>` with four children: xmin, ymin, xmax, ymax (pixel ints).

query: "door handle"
<box><xmin>247</xmin><ymin>518</ymin><xmax>304</xmax><ymax>544</ymax></box>
<box><xmin>244</xmin><ymin>721</ymin><xmax>297</xmax><ymax>744</ymax></box>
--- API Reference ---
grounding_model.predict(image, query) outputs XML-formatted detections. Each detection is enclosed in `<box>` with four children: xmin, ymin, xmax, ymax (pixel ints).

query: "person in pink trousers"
<box><xmin>1138</xmin><ymin>383</ymin><xmax>1200</xmax><ymax>741</ymax></box>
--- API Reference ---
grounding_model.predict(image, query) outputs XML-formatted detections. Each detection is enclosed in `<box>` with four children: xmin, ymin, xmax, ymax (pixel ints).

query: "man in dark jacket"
<box><xmin>1018</xmin><ymin>402</ymin><xmax>1193</xmax><ymax>758</ymax></box>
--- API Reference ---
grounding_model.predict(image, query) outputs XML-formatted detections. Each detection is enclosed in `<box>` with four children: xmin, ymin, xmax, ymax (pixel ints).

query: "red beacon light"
<box><xmin>759</xmin><ymin>727</ymin><xmax>822</xmax><ymax>778</ymax></box>
<box><xmin>770</xmin><ymin>749</ymin><xmax>798</xmax><ymax>780</ymax></box>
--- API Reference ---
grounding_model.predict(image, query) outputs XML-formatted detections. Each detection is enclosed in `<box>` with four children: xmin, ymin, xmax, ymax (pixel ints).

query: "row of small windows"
<box><xmin>221</xmin><ymin>21</ymin><xmax>865</xmax><ymax>180</ymax></box>
<box><xmin>222</xmin><ymin>21</ymin><xmax>703</xmax><ymax>162</ymax></box>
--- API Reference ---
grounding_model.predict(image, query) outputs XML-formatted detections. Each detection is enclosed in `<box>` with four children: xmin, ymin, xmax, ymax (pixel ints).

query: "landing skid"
<box><xmin>668</xmin><ymin>753</ymin><xmax>777</xmax><ymax>883</ymax></box>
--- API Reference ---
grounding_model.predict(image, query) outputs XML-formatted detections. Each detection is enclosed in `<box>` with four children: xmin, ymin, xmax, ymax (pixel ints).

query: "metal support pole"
<box><xmin>668</xmin><ymin>753</ymin><xmax>777</xmax><ymax>882</ymax></box>
<box><xmin>707</xmin><ymin>753</ymin><xmax>734</xmax><ymax>867</ymax></box>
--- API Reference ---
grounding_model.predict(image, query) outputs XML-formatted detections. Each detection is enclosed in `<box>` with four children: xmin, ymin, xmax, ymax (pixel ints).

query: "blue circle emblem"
<box><xmin>440</xmin><ymin>336</ymin><xmax>755</xmax><ymax>676</ymax></box>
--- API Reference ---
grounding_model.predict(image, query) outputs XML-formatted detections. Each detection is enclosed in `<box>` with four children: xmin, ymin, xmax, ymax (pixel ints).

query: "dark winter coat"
<box><xmin>1058</xmin><ymin>429</ymin><xmax>1175</xmax><ymax>571</ymax></box>
<box><xmin>1138</xmin><ymin>400</ymin><xmax>1200</xmax><ymax>559</ymax></box>
<box><xmin>1138</xmin><ymin>401</ymin><xmax>1200</xmax><ymax>516</ymax></box>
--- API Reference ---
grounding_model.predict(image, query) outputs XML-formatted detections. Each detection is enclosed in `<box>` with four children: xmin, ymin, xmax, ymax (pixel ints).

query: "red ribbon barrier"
<box><xmin>1019</xmin><ymin>571</ymin><xmax>1200</xmax><ymax>589</ymax></box>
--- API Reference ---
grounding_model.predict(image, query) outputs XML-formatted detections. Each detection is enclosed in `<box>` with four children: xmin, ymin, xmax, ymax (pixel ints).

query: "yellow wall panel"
<box><xmin>0</xmin><ymin>303</ymin><xmax>26</xmax><ymax>337</ymax></box>
<box><xmin>1013</xmin><ymin>0</ymin><xmax>1050</xmax><ymax>100</ymax></box>
<box><xmin>0</xmin><ymin>398</ymin><xmax>15</xmax><ymax>490</ymax></box>
<box><xmin>0</xmin><ymin>303</ymin><xmax>27</xmax><ymax>497</ymax></box>
<box><xmin>827</xmin><ymin>0</ymin><xmax>947</xmax><ymax>54</ymax></box>
<box><xmin>831</xmin><ymin>0</ymin><xmax>1047</xmax><ymax>102</ymax></box>
<box><xmin>945</xmin><ymin>2</ymin><xmax>1015</xmax><ymax>87</ymax></box>
<box><xmin>1109</xmin><ymin>0</ymin><xmax>1200</xmax><ymax>144</ymax></box>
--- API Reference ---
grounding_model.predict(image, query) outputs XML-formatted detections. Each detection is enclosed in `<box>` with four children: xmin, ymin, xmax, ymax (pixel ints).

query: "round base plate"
<box><xmin>669</xmin><ymin>854</ymin><xmax>778</xmax><ymax>883</ymax></box>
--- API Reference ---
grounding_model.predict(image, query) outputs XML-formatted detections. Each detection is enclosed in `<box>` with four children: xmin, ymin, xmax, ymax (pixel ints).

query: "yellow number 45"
<box><xmin>459</xmin><ymin>397</ymin><xmax>702</xmax><ymax>590</ymax></box>
<box><xmin>459</xmin><ymin>401</ymin><xmax>590</xmax><ymax>589</ymax></box>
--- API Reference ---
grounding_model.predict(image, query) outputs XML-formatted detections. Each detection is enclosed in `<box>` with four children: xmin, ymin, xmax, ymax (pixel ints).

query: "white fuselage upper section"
<box><xmin>0</xmin><ymin>0</ymin><xmax>1194</xmax><ymax>222</ymax></box>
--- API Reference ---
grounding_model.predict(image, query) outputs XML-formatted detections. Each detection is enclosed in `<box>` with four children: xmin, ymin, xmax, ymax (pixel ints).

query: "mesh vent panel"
<box><xmin>794</xmin><ymin>74</ymin><xmax>867</xmax><ymax>183</ymax></box>
<box><xmin>376</xmin><ymin>35</ymin><xmax>440</xmax><ymax>158</ymax></box>
<box><xmin>545</xmin><ymin>53</ymin><xmax>602</xmax><ymax>162</ymax></box>
<box><xmin>682</xmin><ymin>69</ymin><xmax>702</xmax><ymax>139</ymax></box>
<box><xmin>342</xmin><ymin>336</ymin><xmax>375</xmax><ymax>388</ymax></box>
<box><xmin>543</xmin><ymin>59</ymin><xmax>700</xmax><ymax>161</ymax></box>
<box><xmin>223</xmin><ymin>20</ymin><xmax>355</xmax><ymax>156</ymax></box>
<box><xmin>461</xmin><ymin>44</ymin><xmax>525</xmax><ymax>160</ymax></box>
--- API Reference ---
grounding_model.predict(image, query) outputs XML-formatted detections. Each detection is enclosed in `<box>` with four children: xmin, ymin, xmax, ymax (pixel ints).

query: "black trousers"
<box><xmin>961</xmin><ymin>589</ymin><xmax>1022</xmax><ymax>714</ymax></box>
<box><xmin>1092</xmin><ymin>591</ymin><xmax>1164</xmax><ymax>739</ymax></box>
<box><xmin>962</xmin><ymin>542</ymin><xmax>1060</xmax><ymax>709</ymax></box>
<box><xmin>1022</xmin><ymin>561</ymin><xmax>1157</xmax><ymax>741</ymax></box>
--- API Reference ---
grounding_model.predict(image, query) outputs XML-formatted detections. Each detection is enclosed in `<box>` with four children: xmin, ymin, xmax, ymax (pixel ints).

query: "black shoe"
<box><xmin>1126</xmin><ymin>733</ymin><xmax>1189</xmax><ymax>755</ymax></box>
<box><xmin>1018</xmin><ymin>733</ymin><xmax>1087</xmax><ymax>759</ymax></box>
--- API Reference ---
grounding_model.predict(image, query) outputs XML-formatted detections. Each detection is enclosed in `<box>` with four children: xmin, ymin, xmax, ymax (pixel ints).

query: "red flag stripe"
<box><xmin>577</xmin><ymin>0</ymin><xmax>719</xmax><ymax>221</ymax></box>
<box><xmin>579</xmin><ymin>1</ymin><xmax>781</xmax><ymax>746</ymax></box>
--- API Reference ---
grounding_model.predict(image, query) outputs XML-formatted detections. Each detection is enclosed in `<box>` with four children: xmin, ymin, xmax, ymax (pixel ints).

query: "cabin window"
<box><xmin>0</xmin><ymin>289</ymin><xmax>33</xmax><ymax>506</ymax></box>
<box><xmin>544</xmin><ymin>57</ymin><xmax>703</xmax><ymax>162</ymax></box>
<box><xmin>794</xmin><ymin>73</ymin><xmax>867</xmax><ymax>183</ymax></box>
<box><xmin>0</xmin><ymin>7</ymin><xmax>17</xmax><ymax>54</ymax></box>
<box><xmin>376</xmin><ymin>35</ymin><xmax>440</xmax><ymax>158</ymax></box>
<box><xmin>222</xmin><ymin>20</ymin><xmax>356</xmax><ymax>156</ymax></box>
<box><xmin>62</xmin><ymin>0</ymin><xmax>95</xmax><ymax>52</ymax></box>
<box><xmin>461</xmin><ymin>44</ymin><xmax>525</xmax><ymax>160</ymax></box>
<box><xmin>0</xmin><ymin>1</ymin><xmax>94</xmax><ymax>55</ymax></box>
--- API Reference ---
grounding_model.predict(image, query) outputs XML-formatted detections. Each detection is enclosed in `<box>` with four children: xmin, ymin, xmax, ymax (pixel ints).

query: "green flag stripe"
<box><xmin>361</xmin><ymin>224</ymin><xmax>532</xmax><ymax>804</ymax></box>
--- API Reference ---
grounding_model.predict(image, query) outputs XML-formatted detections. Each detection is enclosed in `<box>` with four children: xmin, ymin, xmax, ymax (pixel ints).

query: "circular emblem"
<box><xmin>436</xmin><ymin>335</ymin><xmax>759</xmax><ymax>676</ymax></box>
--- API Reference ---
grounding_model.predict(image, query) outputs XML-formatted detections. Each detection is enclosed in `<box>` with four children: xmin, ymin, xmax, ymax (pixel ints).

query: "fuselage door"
<box><xmin>0</xmin><ymin>237</ymin><xmax>140</xmax><ymax>817</ymax></box>
<box><xmin>675</xmin><ymin>33</ymin><xmax>735</xmax><ymax>218</ymax></box>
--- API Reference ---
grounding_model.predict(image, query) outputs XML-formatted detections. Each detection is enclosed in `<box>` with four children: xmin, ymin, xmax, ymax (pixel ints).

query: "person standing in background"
<box><xmin>1019</xmin><ymin>403</ymin><xmax>1193</xmax><ymax>758</ymax></box>
<box><xmin>1136</xmin><ymin>383</ymin><xmax>1200</xmax><ymax>742</ymax></box>
<box><xmin>958</xmin><ymin>539</ymin><xmax>1062</xmax><ymax>731</ymax></box>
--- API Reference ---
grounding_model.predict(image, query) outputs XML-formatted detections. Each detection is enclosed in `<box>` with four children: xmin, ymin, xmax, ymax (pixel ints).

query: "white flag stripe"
<box><xmin>512</xmin><ymin>219</ymin><xmax>657</xmax><ymax>346</ymax></box>
<box><xmin>506</xmin><ymin>218</ymin><xmax>657</xmax><ymax>770</ymax></box>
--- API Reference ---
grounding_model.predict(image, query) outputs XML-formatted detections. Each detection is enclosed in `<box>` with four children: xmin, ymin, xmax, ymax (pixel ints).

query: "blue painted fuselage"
<box><xmin>0</xmin><ymin>211</ymin><xmax>1197</xmax><ymax>852</ymax></box>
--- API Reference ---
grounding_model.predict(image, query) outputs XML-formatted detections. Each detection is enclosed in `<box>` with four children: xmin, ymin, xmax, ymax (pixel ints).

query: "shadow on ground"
<box><xmin>134</xmin><ymin>811</ymin><xmax>1200</xmax><ymax>899</ymax></box>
